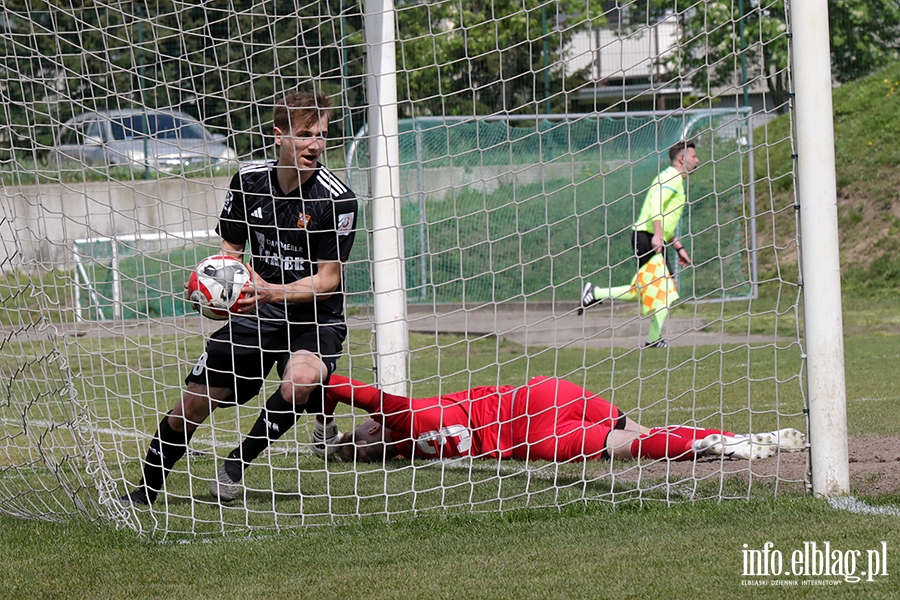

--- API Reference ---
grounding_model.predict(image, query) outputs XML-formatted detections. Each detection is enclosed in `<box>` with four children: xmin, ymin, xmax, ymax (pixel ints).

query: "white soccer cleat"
<box><xmin>702</xmin><ymin>434</ymin><xmax>775</xmax><ymax>460</ymax></box>
<box><xmin>210</xmin><ymin>462</ymin><xmax>241</xmax><ymax>502</ymax></box>
<box><xmin>693</xmin><ymin>433</ymin><xmax>725</xmax><ymax>457</ymax></box>
<box><xmin>751</xmin><ymin>428</ymin><xmax>806</xmax><ymax>452</ymax></box>
<box><xmin>311</xmin><ymin>419</ymin><xmax>341</xmax><ymax>459</ymax></box>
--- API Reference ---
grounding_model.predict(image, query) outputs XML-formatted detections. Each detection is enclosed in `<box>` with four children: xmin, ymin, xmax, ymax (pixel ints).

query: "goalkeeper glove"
<box><xmin>311</xmin><ymin>418</ymin><xmax>341</xmax><ymax>459</ymax></box>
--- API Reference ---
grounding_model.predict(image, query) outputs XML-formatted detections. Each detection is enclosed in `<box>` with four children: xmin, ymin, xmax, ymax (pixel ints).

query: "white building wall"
<box><xmin>563</xmin><ymin>17</ymin><xmax>680</xmax><ymax>81</ymax></box>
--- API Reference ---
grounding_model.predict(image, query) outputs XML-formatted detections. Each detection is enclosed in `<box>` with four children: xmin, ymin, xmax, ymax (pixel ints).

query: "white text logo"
<box><xmin>742</xmin><ymin>541</ymin><xmax>888</xmax><ymax>584</ymax></box>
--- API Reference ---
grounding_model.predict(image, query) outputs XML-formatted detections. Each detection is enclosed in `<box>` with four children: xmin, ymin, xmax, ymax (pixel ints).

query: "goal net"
<box><xmin>0</xmin><ymin>0</ymin><xmax>822</xmax><ymax>538</ymax></box>
<box><xmin>345</xmin><ymin>110</ymin><xmax>754</xmax><ymax>305</ymax></box>
<box><xmin>72</xmin><ymin>230</ymin><xmax>219</xmax><ymax>321</ymax></box>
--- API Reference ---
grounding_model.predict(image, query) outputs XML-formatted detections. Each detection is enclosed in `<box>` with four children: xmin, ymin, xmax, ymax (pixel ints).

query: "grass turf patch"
<box><xmin>2</xmin><ymin>495</ymin><xmax>898</xmax><ymax>599</ymax></box>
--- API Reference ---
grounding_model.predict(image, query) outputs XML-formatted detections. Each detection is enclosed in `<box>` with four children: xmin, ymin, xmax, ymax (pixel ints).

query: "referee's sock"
<box><xmin>647</xmin><ymin>307</ymin><xmax>669</xmax><ymax>343</ymax></box>
<box><xmin>594</xmin><ymin>284</ymin><xmax>638</xmax><ymax>303</ymax></box>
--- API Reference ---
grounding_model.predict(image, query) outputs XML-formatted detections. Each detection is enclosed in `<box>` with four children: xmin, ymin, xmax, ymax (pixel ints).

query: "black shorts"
<box><xmin>184</xmin><ymin>318</ymin><xmax>346</xmax><ymax>408</ymax></box>
<box><xmin>632</xmin><ymin>230</ymin><xmax>674</xmax><ymax>274</ymax></box>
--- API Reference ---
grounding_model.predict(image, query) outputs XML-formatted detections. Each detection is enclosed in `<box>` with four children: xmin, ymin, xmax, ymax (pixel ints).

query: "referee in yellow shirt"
<box><xmin>580</xmin><ymin>140</ymin><xmax>700</xmax><ymax>348</ymax></box>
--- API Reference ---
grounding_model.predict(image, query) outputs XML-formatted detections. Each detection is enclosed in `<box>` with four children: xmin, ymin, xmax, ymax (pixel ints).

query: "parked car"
<box><xmin>49</xmin><ymin>109</ymin><xmax>238</xmax><ymax>171</ymax></box>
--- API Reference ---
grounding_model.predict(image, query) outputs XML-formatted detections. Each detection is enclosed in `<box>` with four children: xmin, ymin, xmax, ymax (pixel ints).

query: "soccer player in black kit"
<box><xmin>120</xmin><ymin>91</ymin><xmax>358</xmax><ymax>506</ymax></box>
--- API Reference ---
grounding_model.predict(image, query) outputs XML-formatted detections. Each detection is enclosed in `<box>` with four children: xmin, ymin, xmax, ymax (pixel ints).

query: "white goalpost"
<box><xmin>789</xmin><ymin>0</ymin><xmax>849</xmax><ymax>496</ymax></box>
<box><xmin>0</xmin><ymin>0</ymin><xmax>845</xmax><ymax>537</ymax></box>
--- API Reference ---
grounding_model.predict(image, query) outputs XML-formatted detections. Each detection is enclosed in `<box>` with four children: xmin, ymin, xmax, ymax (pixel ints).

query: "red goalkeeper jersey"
<box><xmin>326</xmin><ymin>374</ymin><xmax>517</xmax><ymax>459</ymax></box>
<box><xmin>325</xmin><ymin>375</ymin><xmax>623</xmax><ymax>462</ymax></box>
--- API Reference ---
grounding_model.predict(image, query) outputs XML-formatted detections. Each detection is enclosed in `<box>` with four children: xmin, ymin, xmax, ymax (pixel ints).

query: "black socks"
<box><xmin>138</xmin><ymin>412</ymin><xmax>195</xmax><ymax>503</ymax></box>
<box><xmin>225</xmin><ymin>389</ymin><xmax>299</xmax><ymax>479</ymax></box>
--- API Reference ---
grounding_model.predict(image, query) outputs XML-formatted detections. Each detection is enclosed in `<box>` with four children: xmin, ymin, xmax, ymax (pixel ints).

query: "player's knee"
<box><xmin>164</xmin><ymin>412</ymin><xmax>186</xmax><ymax>433</ymax></box>
<box><xmin>166</xmin><ymin>406</ymin><xmax>200</xmax><ymax>434</ymax></box>
<box><xmin>177</xmin><ymin>385</ymin><xmax>219</xmax><ymax>429</ymax></box>
<box><xmin>280</xmin><ymin>378</ymin><xmax>315</xmax><ymax>407</ymax></box>
<box><xmin>282</xmin><ymin>355</ymin><xmax>326</xmax><ymax>405</ymax></box>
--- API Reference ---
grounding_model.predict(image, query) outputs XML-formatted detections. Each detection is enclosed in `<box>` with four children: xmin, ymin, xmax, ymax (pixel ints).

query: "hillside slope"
<box><xmin>754</xmin><ymin>61</ymin><xmax>900</xmax><ymax>294</ymax></box>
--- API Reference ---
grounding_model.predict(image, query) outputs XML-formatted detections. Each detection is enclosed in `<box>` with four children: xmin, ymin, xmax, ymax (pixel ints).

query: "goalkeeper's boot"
<box><xmin>578</xmin><ymin>282</ymin><xmax>603</xmax><ymax>316</ymax></box>
<box><xmin>698</xmin><ymin>434</ymin><xmax>775</xmax><ymax>460</ymax></box>
<box><xmin>210</xmin><ymin>459</ymin><xmax>242</xmax><ymax>502</ymax></box>
<box><xmin>692</xmin><ymin>434</ymin><xmax>725</xmax><ymax>457</ymax></box>
<box><xmin>751</xmin><ymin>428</ymin><xmax>806</xmax><ymax>452</ymax></box>
<box><xmin>311</xmin><ymin>418</ymin><xmax>341</xmax><ymax>459</ymax></box>
<box><xmin>643</xmin><ymin>339</ymin><xmax>668</xmax><ymax>349</ymax></box>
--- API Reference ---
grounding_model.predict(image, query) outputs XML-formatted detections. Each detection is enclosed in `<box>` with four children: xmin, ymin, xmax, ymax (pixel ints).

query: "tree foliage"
<box><xmin>0</xmin><ymin>0</ymin><xmax>605</xmax><ymax>162</ymax></box>
<box><xmin>633</xmin><ymin>0</ymin><xmax>900</xmax><ymax>109</ymax></box>
<box><xmin>829</xmin><ymin>0</ymin><xmax>900</xmax><ymax>83</ymax></box>
<box><xmin>394</xmin><ymin>0</ymin><xmax>605</xmax><ymax>116</ymax></box>
<box><xmin>0</xmin><ymin>0</ymin><xmax>600</xmax><ymax>162</ymax></box>
<box><xmin>5</xmin><ymin>0</ymin><xmax>895</xmax><ymax>163</ymax></box>
<box><xmin>0</xmin><ymin>1</ymin><xmax>367</xmax><ymax>160</ymax></box>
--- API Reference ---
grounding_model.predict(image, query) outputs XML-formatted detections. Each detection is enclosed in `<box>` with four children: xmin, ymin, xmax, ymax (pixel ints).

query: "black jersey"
<box><xmin>216</xmin><ymin>160</ymin><xmax>358</xmax><ymax>325</ymax></box>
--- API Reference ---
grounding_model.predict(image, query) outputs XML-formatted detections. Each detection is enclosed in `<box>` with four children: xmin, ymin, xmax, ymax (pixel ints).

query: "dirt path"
<box><xmin>619</xmin><ymin>436</ymin><xmax>900</xmax><ymax>496</ymax></box>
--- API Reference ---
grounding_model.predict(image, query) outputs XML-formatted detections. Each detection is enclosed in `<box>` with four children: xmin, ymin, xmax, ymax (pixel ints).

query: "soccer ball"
<box><xmin>187</xmin><ymin>255</ymin><xmax>251</xmax><ymax>320</ymax></box>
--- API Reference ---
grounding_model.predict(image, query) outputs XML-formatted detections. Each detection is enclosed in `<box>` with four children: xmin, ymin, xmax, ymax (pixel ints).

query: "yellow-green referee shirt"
<box><xmin>633</xmin><ymin>165</ymin><xmax>686</xmax><ymax>241</ymax></box>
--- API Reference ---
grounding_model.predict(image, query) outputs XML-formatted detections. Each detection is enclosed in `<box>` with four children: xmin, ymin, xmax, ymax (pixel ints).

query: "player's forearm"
<box><xmin>220</xmin><ymin>240</ymin><xmax>245</xmax><ymax>260</ymax></box>
<box><xmin>271</xmin><ymin>275</ymin><xmax>338</xmax><ymax>303</ymax></box>
<box><xmin>257</xmin><ymin>263</ymin><xmax>341</xmax><ymax>304</ymax></box>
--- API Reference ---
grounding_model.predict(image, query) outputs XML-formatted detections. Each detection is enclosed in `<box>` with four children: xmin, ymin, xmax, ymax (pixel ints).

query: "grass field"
<box><xmin>3</xmin><ymin>495</ymin><xmax>899</xmax><ymax>599</ymax></box>
<box><xmin>1</xmin><ymin>289</ymin><xmax>899</xmax><ymax>597</ymax></box>
<box><xmin>6</xmin><ymin>306</ymin><xmax>810</xmax><ymax>533</ymax></box>
<box><xmin>4</xmin><ymin>55</ymin><xmax>900</xmax><ymax>600</ymax></box>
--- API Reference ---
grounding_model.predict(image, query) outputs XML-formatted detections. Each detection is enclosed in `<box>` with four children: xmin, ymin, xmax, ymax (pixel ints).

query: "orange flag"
<box><xmin>629</xmin><ymin>253</ymin><xmax>679</xmax><ymax>316</ymax></box>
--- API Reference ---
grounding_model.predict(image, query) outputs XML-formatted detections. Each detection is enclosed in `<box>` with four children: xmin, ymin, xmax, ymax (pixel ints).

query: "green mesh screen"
<box><xmin>74</xmin><ymin>235</ymin><xmax>220</xmax><ymax>320</ymax></box>
<box><xmin>344</xmin><ymin>110</ymin><xmax>753</xmax><ymax>305</ymax></box>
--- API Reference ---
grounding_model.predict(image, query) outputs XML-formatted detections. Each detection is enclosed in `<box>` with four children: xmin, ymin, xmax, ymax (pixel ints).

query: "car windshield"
<box><xmin>109</xmin><ymin>114</ymin><xmax>208</xmax><ymax>141</ymax></box>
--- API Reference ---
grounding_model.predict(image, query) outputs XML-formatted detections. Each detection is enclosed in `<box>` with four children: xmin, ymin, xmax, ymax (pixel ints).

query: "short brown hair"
<box><xmin>273</xmin><ymin>91</ymin><xmax>333</xmax><ymax>133</ymax></box>
<box><xmin>669</xmin><ymin>140</ymin><xmax>696</xmax><ymax>162</ymax></box>
<box><xmin>337</xmin><ymin>431</ymin><xmax>385</xmax><ymax>463</ymax></box>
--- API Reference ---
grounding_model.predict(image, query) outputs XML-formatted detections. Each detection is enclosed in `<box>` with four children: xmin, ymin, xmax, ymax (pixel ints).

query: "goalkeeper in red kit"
<box><xmin>321</xmin><ymin>375</ymin><xmax>805</xmax><ymax>464</ymax></box>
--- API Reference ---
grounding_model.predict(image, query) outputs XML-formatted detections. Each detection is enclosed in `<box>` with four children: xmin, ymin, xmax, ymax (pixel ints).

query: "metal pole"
<box><xmin>365</xmin><ymin>0</ymin><xmax>408</xmax><ymax>395</ymax></box>
<box><xmin>739</xmin><ymin>0</ymin><xmax>749</xmax><ymax>108</ymax></box>
<box><xmin>136</xmin><ymin>2</ymin><xmax>150</xmax><ymax>180</ymax></box>
<box><xmin>745</xmin><ymin>110</ymin><xmax>758</xmax><ymax>298</ymax></box>
<box><xmin>340</xmin><ymin>1</ymin><xmax>353</xmax><ymax>144</ymax></box>
<box><xmin>542</xmin><ymin>4</ymin><xmax>550</xmax><ymax>115</ymax></box>
<box><xmin>541</xmin><ymin>4</ymin><xmax>553</xmax><ymax>160</ymax></box>
<box><xmin>790</xmin><ymin>0</ymin><xmax>849</xmax><ymax>496</ymax></box>
<box><xmin>414</xmin><ymin>121</ymin><xmax>427</xmax><ymax>300</ymax></box>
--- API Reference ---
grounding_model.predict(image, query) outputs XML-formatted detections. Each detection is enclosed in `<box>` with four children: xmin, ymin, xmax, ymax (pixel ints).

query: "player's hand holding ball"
<box><xmin>186</xmin><ymin>255</ymin><xmax>251</xmax><ymax>320</ymax></box>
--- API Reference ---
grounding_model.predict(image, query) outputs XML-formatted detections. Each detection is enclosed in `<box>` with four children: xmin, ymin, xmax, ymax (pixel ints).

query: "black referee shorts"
<box><xmin>184</xmin><ymin>319</ymin><xmax>346</xmax><ymax>407</ymax></box>
<box><xmin>632</xmin><ymin>230</ymin><xmax>674</xmax><ymax>274</ymax></box>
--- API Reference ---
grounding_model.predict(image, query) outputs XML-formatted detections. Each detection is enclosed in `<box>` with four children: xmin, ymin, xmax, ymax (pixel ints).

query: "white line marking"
<box><xmin>828</xmin><ymin>495</ymin><xmax>900</xmax><ymax>517</ymax></box>
<box><xmin>851</xmin><ymin>397</ymin><xmax>897</xmax><ymax>403</ymax></box>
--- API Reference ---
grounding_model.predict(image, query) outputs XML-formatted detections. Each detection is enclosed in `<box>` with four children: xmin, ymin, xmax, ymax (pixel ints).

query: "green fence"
<box><xmin>345</xmin><ymin>109</ymin><xmax>754</xmax><ymax>306</ymax></box>
<box><xmin>71</xmin><ymin>110</ymin><xmax>752</xmax><ymax>320</ymax></box>
<box><xmin>73</xmin><ymin>231</ymin><xmax>220</xmax><ymax>320</ymax></box>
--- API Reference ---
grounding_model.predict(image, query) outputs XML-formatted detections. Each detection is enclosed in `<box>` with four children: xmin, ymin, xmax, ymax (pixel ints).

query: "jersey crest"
<box><xmin>337</xmin><ymin>212</ymin><xmax>354</xmax><ymax>235</ymax></box>
<box><xmin>296</xmin><ymin>213</ymin><xmax>311</xmax><ymax>228</ymax></box>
